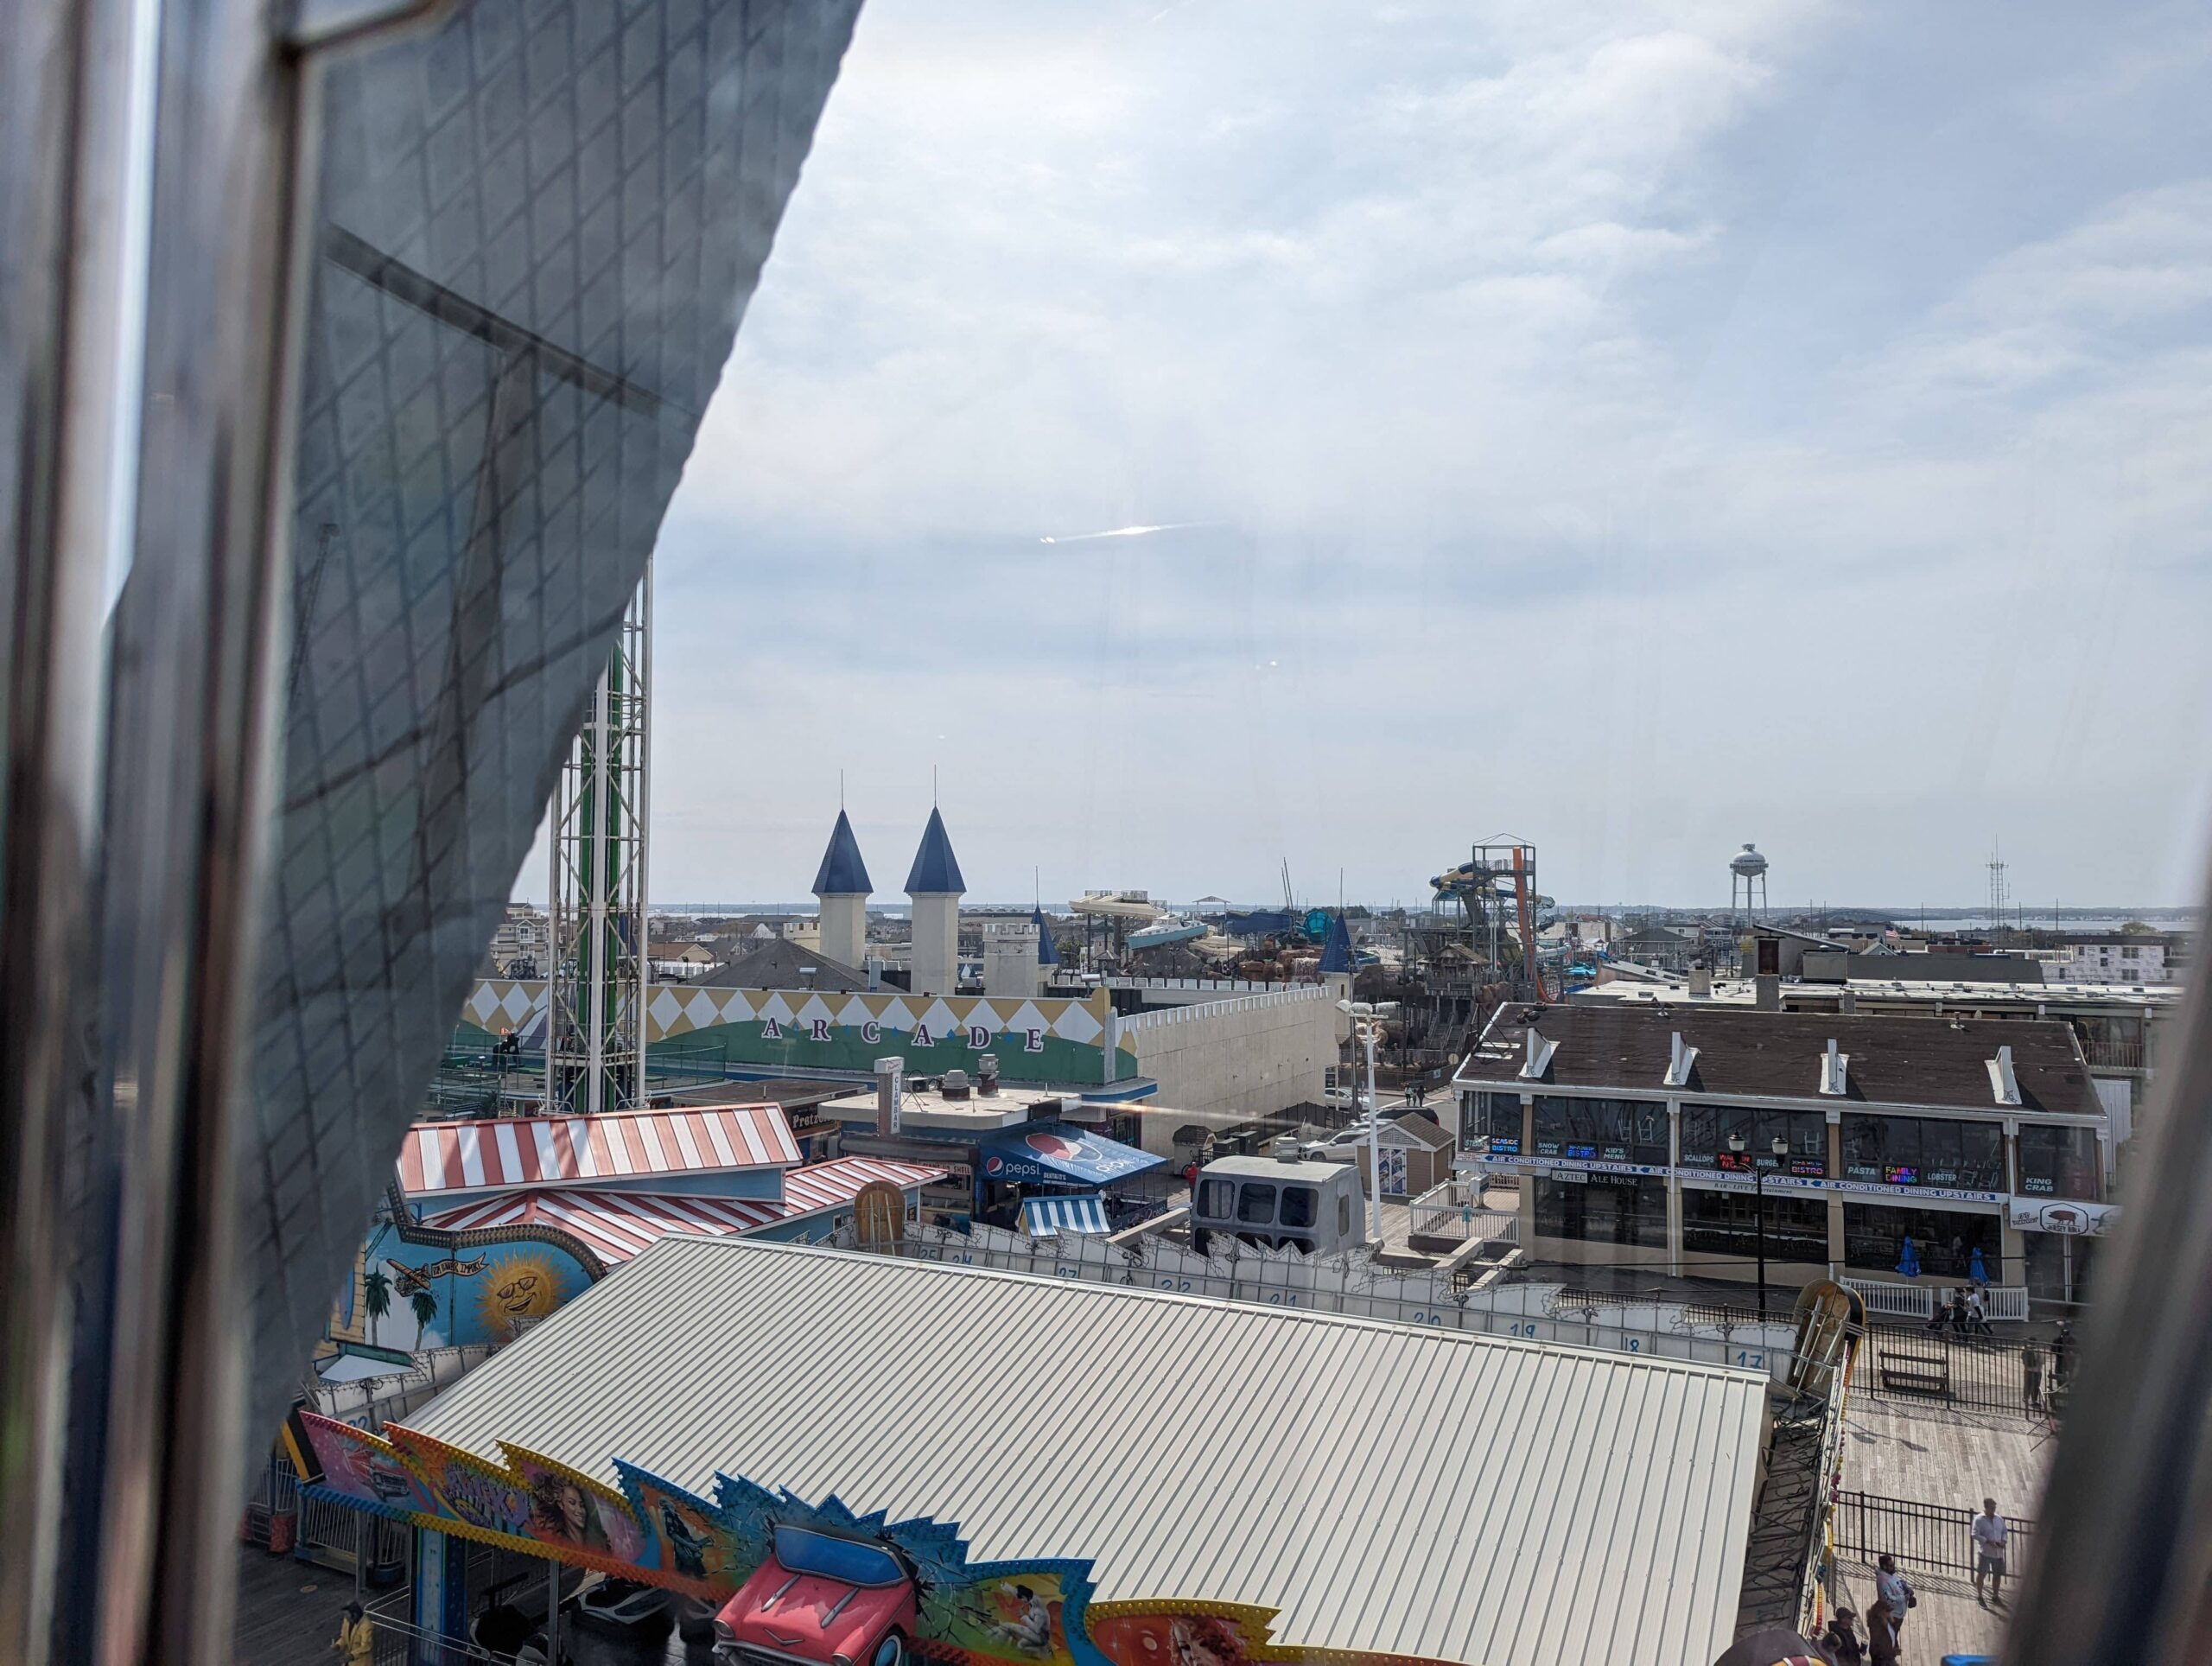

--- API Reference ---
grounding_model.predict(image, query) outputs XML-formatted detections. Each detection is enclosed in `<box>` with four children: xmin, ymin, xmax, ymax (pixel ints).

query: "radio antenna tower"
<box><xmin>1986</xmin><ymin>841</ymin><xmax>2009</xmax><ymax>936</ymax></box>
<box><xmin>547</xmin><ymin>561</ymin><xmax>653</xmax><ymax>1115</ymax></box>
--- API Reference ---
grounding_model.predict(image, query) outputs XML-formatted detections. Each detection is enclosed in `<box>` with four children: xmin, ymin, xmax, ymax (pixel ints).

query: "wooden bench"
<box><xmin>1878</xmin><ymin>1351</ymin><xmax>1951</xmax><ymax>1398</ymax></box>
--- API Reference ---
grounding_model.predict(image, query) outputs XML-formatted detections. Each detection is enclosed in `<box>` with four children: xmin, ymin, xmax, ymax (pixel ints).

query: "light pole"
<box><xmin>1339</xmin><ymin>1001</ymin><xmax>1386</xmax><ymax>1243</ymax></box>
<box><xmin>1729</xmin><ymin>1131</ymin><xmax>1791</xmax><ymax>1319</ymax></box>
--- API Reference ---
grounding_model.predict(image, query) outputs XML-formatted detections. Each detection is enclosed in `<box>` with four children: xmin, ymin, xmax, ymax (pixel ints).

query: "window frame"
<box><xmin>1681</xmin><ymin>1103</ymin><xmax>1828</xmax><ymax>1178</ymax></box>
<box><xmin>1531</xmin><ymin>1094</ymin><xmax>1669</xmax><ymax>1166</ymax></box>
<box><xmin>2017</xmin><ymin>1122</ymin><xmax>2102</xmax><ymax>1200</ymax></box>
<box><xmin>1461</xmin><ymin>1090</ymin><xmax>1522</xmax><ymax>1152</ymax></box>
<box><xmin>1235</xmin><ymin>1182</ymin><xmax>1277</xmax><ymax>1224</ymax></box>
<box><xmin>1841</xmin><ymin>1202</ymin><xmax>2000</xmax><ymax>1279</ymax></box>
<box><xmin>1840</xmin><ymin>1112</ymin><xmax>2005</xmax><ymax>1191</ymax></box>
<box><xmin>1532</xmin><ymin>1173</ymin><xmax>1669</xmax><ymax>1248</ymax></box>
<box><xmin>1681</xmin><ymin>1186</ymin><xmax>1831</xmax><ymax>1267</ymax></box>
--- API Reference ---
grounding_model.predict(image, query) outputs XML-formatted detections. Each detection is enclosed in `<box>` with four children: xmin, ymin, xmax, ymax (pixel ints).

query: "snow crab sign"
<box><xmin>297</xmin><ymin>1413</ymin><xmax>1455</xmax><ymax>1666</ymax></box>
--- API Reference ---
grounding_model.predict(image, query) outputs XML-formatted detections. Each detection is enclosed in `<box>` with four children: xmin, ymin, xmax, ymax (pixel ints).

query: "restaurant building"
<box><xmin>1453</xmin><ymin>1003</ymin><xmax>2109</xmax><ymax>1302</ymax></box>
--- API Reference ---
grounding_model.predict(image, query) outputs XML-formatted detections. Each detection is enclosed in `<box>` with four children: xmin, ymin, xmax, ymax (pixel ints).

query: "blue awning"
<box><xmin>1019</xmin><ymin>1194</ymin><xmax>1110</xmax><ymax>1237</ymax></box>
<box><xmin>977</xmin><ymin>1125</ymin><xmax>1164</xmax><ymax>1186</ymax></box>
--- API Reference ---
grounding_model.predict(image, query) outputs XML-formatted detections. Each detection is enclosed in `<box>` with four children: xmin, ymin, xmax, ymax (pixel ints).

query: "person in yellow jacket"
<box><xmin>333</xmin><ymin>1600</ymin><xmax>373</xmax><ymax>1665</ymax></box>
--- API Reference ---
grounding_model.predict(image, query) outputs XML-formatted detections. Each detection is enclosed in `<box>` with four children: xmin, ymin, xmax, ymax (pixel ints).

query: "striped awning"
<box><xmin>1019</xmin><ymin>1194</ymin><xmax>1111</xmax><ymax>1238</ymax></box>
<box><xmin>782</xmin><ymin>1155</ymin><xmax>950</xmax><ymax>1213</ymax></box>
<box><xmin>416</xmin><ymin>1157</ymin><xmax>949</xmax><ymax>1264</ymax></box>
<box><xmin>397</xmin><ymin>1104</ymin><xmax>801</xmax><ymax>1198</ymax></box>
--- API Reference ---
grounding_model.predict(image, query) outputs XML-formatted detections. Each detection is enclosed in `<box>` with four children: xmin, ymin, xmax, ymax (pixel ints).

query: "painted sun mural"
<box><xmin>474</xmin><ymin>1250</ymin><xmax>564</xmax><ymax>1335</ymax></box>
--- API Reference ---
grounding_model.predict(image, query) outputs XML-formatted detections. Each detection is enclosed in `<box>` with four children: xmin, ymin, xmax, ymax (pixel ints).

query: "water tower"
<box><xmin>1730</xmin><ymin>843</ymin><xmax>1770</xmax><ymax>924</ymax></box>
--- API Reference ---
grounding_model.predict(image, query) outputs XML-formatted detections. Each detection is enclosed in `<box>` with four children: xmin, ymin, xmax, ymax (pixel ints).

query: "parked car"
<box><xmin>573</xmin><ymin>1577</ymin><xmax>675</xmax><ymax>1637</ymax></box>
<box><xmin>715</xmin><ymin>1524</ymin><xmax>919</xmax><ymax>1666</ymax></box>
<box><xmin>677</xmin><ymin>1596</ymin><xmax>721</xmax><ymax>1644</ymax></box>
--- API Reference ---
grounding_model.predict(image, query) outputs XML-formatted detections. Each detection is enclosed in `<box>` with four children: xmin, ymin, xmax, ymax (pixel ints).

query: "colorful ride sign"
<box><xmin>296</xmin><ymin>1412</ymin><xmax>1457</xmax><ymax>1666</ymax></box>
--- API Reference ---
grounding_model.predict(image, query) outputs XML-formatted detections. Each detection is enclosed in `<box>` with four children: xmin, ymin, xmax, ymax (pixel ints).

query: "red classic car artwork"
<box><xmin>715</xmin><ymin>1524</ymin><xmax>921</xmax><ymax>1666</ymax></box>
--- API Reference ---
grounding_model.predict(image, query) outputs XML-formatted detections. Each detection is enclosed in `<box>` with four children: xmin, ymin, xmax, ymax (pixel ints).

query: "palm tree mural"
<box><xmin>410</xmin><ymin>1286</ymin><xmax>438</xmax><ymax>1350</ymax></box>
<box><xmin>362</xmin><ymin>1267</ymin><xmax>391</xmax><ymax>1347</ymax></box>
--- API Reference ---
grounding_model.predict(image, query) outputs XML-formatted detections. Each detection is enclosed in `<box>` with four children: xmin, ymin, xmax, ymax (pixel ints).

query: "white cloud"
<box><xmin>1862</xmin><ymin>181</ymin><xmax>2212</xmax><ymax>403</ymax></box>
<box><xmin>632</xmin><ymin>0</ymin><xmax>2212</xmax><ymax>907</ymax></box>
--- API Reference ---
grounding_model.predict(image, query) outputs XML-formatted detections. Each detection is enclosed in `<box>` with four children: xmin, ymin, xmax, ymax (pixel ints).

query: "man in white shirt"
<box><xmin>1875</xmin><ymin>1555</ymin><xmax>1914</xmax><ymax>1640</ymax></box>
<box><xmin>1973</xmin><ymin>1496</ymin><xmax>2009</xmax><ymax>1606</ymax></box>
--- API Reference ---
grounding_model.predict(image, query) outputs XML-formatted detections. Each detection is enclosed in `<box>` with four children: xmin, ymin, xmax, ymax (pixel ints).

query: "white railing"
<box><xmin>1107</xmin><ymin>976</ymin><xmax>1287</xmax><ymax>994</ymax></box>
<box><xmin>862</xmin><ymin>1222</ymin><xmax>1796</xmax><ymax>1380</ymax></box>
<box><xmin>307</xmin><ymin>1343</ymin><xmax>495</xmax><ymax>1430</ymax></box>
<box><xmin>1840</xmin><ymin>1275</ymin><xmax>2028</xmax><ymax>1323</ymax></box>
<box><xmin>1116</xmin><ymin>984</ymin><xmax>1333</xmax><ymax>1030</ymax></box>
<box><xmin>1407</xmin><ymin>1178</ymin><xmax>1520</xmax><ymax>1246</ymax></box>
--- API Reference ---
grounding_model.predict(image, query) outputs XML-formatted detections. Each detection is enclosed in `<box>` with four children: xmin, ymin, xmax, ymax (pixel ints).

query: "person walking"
<box><xmin>1875</xmin><ymin>1554</ymin><xmax>1915</xmax><ymax>1644</ymax></box>
<box><xmin>333</xmin><ymin>1601</ymin><xmax>374</xmax><ymax>1666</ymax></box>
<box><xmin>1866</xmin><ymin>1602</ymin><xmax>1900</xmax><ymax>1666</ymax></box>
<box><xmin>2021</xmin><ymin>1339</ymin><xmax>2047</xmax><ymax>1410</ymax></box>
<box><xmin>1972</xmin><ymin>1497</ymin><xmax>2009</xmax><ymax>1608</ymax></box>
<box><xmin>1965</xmin><ymin>1288</ymin><xmax>1992</xmax><ymax>1339</ymax></box>
<box><xmin>1820</xmin><ymin>1606</ymin><xmax>1866</xmax><ymax>1666</ymax></box>
<box><xmin>2051</xmin><ymin>1319</ymin><xmax>2076</xmax><ymax>1388</ymax></box>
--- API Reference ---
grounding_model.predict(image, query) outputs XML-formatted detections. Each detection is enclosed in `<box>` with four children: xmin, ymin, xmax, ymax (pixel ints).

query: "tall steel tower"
<box><xmin>546</xmin><ymin>563</ymin><xmax>653</xmax><ymax>1115</ymax></box>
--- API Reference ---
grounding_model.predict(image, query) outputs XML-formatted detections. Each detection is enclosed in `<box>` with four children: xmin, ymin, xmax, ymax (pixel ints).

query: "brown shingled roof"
<box><xmin>1457</xmin><ymin>1002</ymin><xmax>2100</xmax><ymax>1116</ymax></box>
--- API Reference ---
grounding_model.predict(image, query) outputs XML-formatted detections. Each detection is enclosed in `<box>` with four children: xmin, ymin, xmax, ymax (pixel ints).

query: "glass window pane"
<box><xmin>1535</xmin><ymin>1175</ymin><xmax>1666</xmax><ymax>1248</ymax></box>
<box><xmin>1919</xmin><ymin>1121</ymin><xmax>1964</xmax><ymax>1184</ymax></box>
<box><xmin>1236</xmin><ymin>1184</ymin><xmax>1276</xmax><ymax>1224</ymax></box>
<box><xmin>1842</xmin><ymin>1114</ymin><xmax>1886</xmax><ymax>1180</ymax></box>
<box><xmin>2018</xmin><ymin>1124</ymin><xmax>2101</xmax><ymax>1199</ymax></box>
<box><xmin>1843</xmin><ymin>1204</ymin><xmax>1999</xmax><ymax>1279</ymax></box>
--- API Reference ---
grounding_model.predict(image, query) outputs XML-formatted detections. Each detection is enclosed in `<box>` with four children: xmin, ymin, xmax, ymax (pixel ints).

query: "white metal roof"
<box><xmin>404</xmin><ymin>1237</ymin><xmax>1766</xmax><ymax>1666</ymax></box>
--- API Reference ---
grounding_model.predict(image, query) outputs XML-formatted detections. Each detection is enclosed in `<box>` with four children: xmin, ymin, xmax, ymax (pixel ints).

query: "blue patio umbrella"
<box><xmin>1969</xmin><ymin>1245</ymin><xmax>1989</xmax><ymax>1286</ymax></box>
<box><xmin>1897</xmin><ymin>1234</ymin><xmax>1922</xmax><ymax>1278</ymax></box>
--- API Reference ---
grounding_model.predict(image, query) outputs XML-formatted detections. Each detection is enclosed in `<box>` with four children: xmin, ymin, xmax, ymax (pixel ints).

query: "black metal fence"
<box><xmin>1859</xmin><ymin>1321</ymin><xmax>2069</xmax><ymax>1413</ymax></box>
<box><xmin>1834</xmin><ymin>1491</ymin><xmax>2036</xmax><ymax>1576</ymax></box>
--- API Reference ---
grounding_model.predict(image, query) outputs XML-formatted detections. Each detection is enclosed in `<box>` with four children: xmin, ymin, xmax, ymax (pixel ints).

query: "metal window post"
<box><xmin>1754</xmin><ymin>1166</ymin><xmax>1768</xmax><ymax>1320</ymax></box>
<box><xmin>1364</xmin><ymin>1026</ymin><xmax>1383</xmax><ymax>1241</ymax></box>
<box><xmin>545</xmin><ymin>1555</ymin><xmax>563</xmax><ymax>1665</ymax></box>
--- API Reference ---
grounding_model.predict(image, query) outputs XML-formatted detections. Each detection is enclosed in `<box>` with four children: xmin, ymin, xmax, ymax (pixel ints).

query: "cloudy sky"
<box><xmin>566</xmin><ymin>0</ymin><xmax>2212</xmax><ymax>910</ymax></box>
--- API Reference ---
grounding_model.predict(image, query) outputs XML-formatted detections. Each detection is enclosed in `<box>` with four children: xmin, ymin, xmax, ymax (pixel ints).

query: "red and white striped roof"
<box><xmin>416</xmin><ymin>1157</ymin><xmax>948</xmax><ymax>1265</ymax></box>
<box><xmin>397</xmin><ymin>1104</ymin><xmax>802</xmax><ymax>1198</ymax></box>
<box><xmin>782</xmin><ymin>1155</ymin><xmax>952</xmax><ymax>1214</ymax></box>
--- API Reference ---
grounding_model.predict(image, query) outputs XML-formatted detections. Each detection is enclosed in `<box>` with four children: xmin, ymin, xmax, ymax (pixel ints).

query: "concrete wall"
<box><xmin>910</xmin><ymin>892</ymin><xmax>960</xmax><ymax>995</ymax></box>
<box><xmin>1122</xmin><ymin>985</ymin><xmax>1335</xmax><ymax>1123</ymax></box>
<box><xmin>817</xmin><ymin>894</ymin><xmax>866</xmax><ymax>966</ymax></box>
